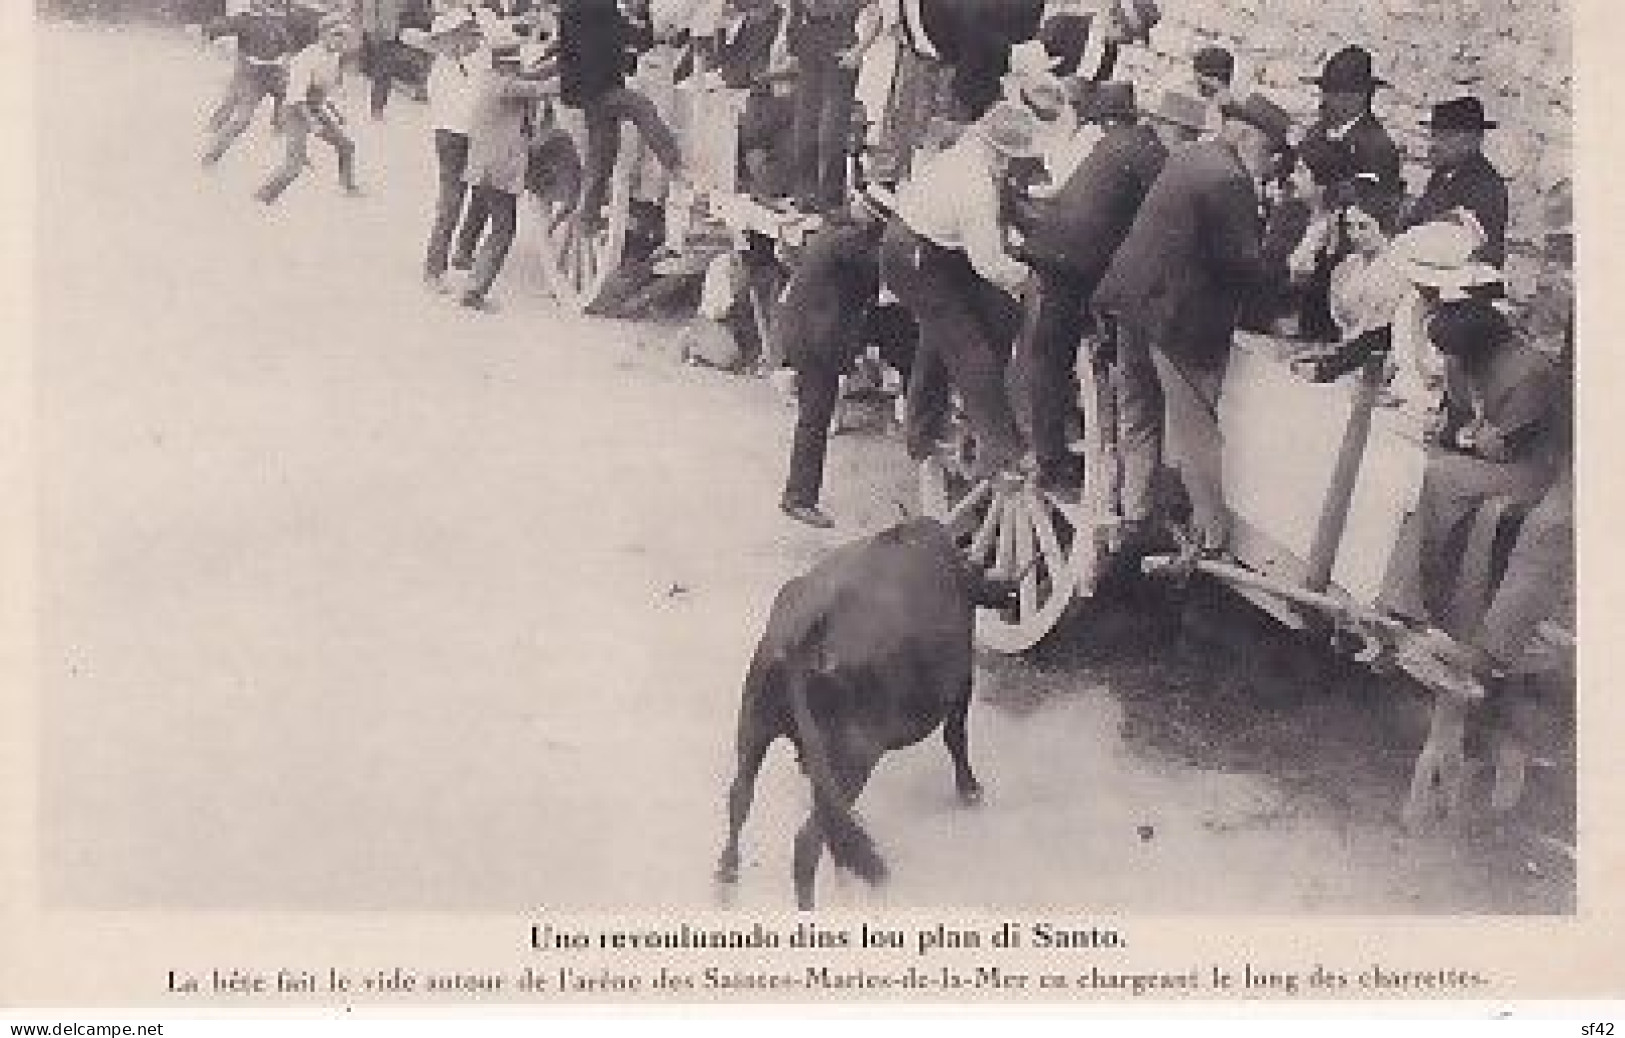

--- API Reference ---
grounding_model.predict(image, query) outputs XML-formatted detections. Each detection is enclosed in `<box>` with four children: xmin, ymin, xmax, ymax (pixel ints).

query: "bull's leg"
<box><xmin>795</xmin><ymin>742</ymin><xmax>883</xmax><ymax>910</ymax></box>
<box><xmin>792</xmin><ymin>813</ymin><xmax>824</xmax><ymax>911</ymax></box>
<box><xmin>943</xmin><ymin>691</ymin><xmax>983</xmax><ymax>806</ymax></box>
<box><xmin>715</xmin><ymin>704</ymin><xmax>774</xmax><ymax>885</ymax></box>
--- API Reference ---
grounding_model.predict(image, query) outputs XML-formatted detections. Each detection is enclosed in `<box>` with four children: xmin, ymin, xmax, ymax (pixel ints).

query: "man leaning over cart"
<box><xmin>1005</xmin><ymin>80</ymin><xmax>1167</xmax><ymax>502</ymax></box>
<box><xmin>1091</xmin><ymin>91</ymin><xmax>1291</xmax><ymax>557</ymax></box>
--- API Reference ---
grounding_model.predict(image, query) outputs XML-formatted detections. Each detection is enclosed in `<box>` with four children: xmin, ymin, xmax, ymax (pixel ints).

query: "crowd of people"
<box><xmin>188</xmin><ymin>0</ymin><xmax>1576</xmax><ymax>794</ymax></box>
<box><xmin>747</xmin><ymin>3</ymin><xmax>1574</xmax><ymax>763</ymax></box>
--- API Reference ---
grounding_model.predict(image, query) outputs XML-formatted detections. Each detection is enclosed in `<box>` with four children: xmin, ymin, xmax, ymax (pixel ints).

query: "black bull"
<box><xmin>714</xmin><ymin>518</ymin><xmax>1013</xmax><ymax>910</ymax></box>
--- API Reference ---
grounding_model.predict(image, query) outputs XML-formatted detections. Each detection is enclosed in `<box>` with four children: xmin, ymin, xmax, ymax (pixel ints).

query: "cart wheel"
<box><xmin>921</xmin><ymin>458</ymin><xmax>1085</xmax><ymax>654</ymax></box>
<box><xmin>528</xmin><ymin>124</ymin><xmax>636</xmax><ymax>314</ymax></box>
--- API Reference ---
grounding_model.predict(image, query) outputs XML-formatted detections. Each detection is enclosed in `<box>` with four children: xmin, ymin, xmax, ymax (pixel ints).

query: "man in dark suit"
<box><xmin>558</xmin><ymin>0</ymin><xmax>686</xmax><ymax>223</ymax></box>
<box><xmin>1401</xmin><ymin>96</ymin><xmax>1510</xmax><ymax>267</ymax></box>
<box><xmin>1092</xmin><ymin>92</ymin><xmax>1289</xmax><ymax>552</ymax></box>
<box><xmin>785</xmin><ymin>0</ymin><xmax>871</xmax><ymax>213</ymax></box>
<box><xmin>775</xmin><ymin>187</ymin><xmax>893</xmax><ymax>528</ymax></box>
<box><xmin>1007</xmin><ymin>82</ymin><xmax>1167</xmax><ymax>496</ymax></box>
<box><xmin>1298</xmin><ymin>45</ymin><xmax>1403</xmax><ymax>228</ymax></box>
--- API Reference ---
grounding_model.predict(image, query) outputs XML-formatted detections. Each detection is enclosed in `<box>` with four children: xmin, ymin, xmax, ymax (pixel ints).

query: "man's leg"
<box><xmin>426</xmin><ymin>129</ymin><xmax>470</xmax><ymax>278</ymax></box>
<box><xmin>1025</xmin><ymin>272</ymin><xmax>1087</xmax><ymax>489</ymax></box>
<box><xmin>790</xmin><ymin>46</ymin><xmax>832</xmax><ymax>210</ymax></box>
<box><xmin>895</xmin><ymin>251</ymin><xmax>1024</xmax><ymax>478</ymax></box>
<box><xmin>464</xmin><ymin>187</ymin><xmax>519</xmax><ymax>304</ymax></box>
<box><xmin>1111</xmin><ymin>316</ymin><xmax>1164</xmax><ymax>527</ymax></box>
<box><xmin>206</xmin><ymin>59</ymin><xmax>248</xmax><ymax>134</ymax></box>
<box><xmin>1477</xmin><ymin>470</ymin><xmax>1574</xmax><ymax>671</ymax></box>
<box><xmin>1415</xmin><ymin>451</ymin><xmax>1553</xmax><ymax>625</ymax></box>
<box><xmin>597</xmin><ymin>86</ymin><xmax>684</xmax><ymax>176</ymax></box>
<box><xmin>579</xmin><ymin>96</ymin><xmax>623</xmax><ymax>221</ymax></box>
<box><xmin>311</xmin><ymin>108</ymin><xmax>359</xmax><ymax>191</ymax></box>
<box><xmin>255</xmin><ymin>106</ymin><xmax>312</xmax><ymax>203</ymax></box>
<box><xmin>935</xmin><ymin>312</ymin><xmax>1024</xmax><ymax>478</ymax></box>
<box><xmin>453</xmin><ymin>185</ymin><xmax>492</xmax><ymax>269</ymax></box>
<box><xmin>904</xmin><ymin>336</ymin><xmax>950</xmax><ymax>461</ymax></box>
<box><xmin>1150</xmin><ymin>347</ymin><xmax>1227</xmax><ymax>551</ymax></box>
<box><xmin>202</xmin><ymin>73</ymin><xmax>270</xmax><ymax>164</ymax></box>
<box><xmin>783</xmin><ymin>358</ymin><xmax>842</xmax><ymax>509</ymax></box>
<box><xmin>881</xmin><ymin>225</ymin><xmax>948</xmax><ymax>460</ymax></box>
<box><xmin>365</xmin><ymin>34</ymin><xmax>393</xmax><ymax>117</ymax></box>
<box><xmin>815</xmin><ymin>60</ymin><xmax>859</xmax><ymax>210</ymax></box>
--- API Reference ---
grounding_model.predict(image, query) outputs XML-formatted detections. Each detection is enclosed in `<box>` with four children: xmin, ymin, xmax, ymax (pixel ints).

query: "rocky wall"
<box><xmin>1120</xmin><ymin>0</ymin><xmax>1572</xmax><ymax>289</ymax></box>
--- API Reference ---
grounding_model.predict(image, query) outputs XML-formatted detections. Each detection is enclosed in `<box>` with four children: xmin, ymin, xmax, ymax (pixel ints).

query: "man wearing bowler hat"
<box><xmin>1007</xmin><ymin>80</ymin><xmax>1169</xmax><ymax>498</ymax></box>
<box><xmin>1191</xmin><ymin>44</ymin><xmax>1234</xmax><ymax>134</ymax></box>
<box><xmin>775</xmin><ymin>184</ymin><xmax>897</xmax><ymax>528</ymax></box>
<box><xmin>1092</xmin><ymin>91</ymin><xmax>1291</xmax><ymax>553</ymax></box>
<box><xmin>1402</xmin><ymin>95</ymin><xmax>1510</xmax><ymax>267</ymax></box>
<box><xmin>1299</xmin><ymin>45</ymin><xmax>1403</xmax><ymax>225</ymax></box>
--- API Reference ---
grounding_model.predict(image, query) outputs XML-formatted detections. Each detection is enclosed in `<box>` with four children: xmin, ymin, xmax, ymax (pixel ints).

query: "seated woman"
<box><xmin>1243</xmin><ymin>137</ymin><xmax>1349</xmax><ymax>338</ymax></box>
<box><xmin>1323</xmin><ymin>182</ymin><xmax>1409</xmax><ymax>341</ymax></box>
<box><xmin>1381</xmin><ymin>223</ymin><xmax>1566</xmax><ymax>644</ymax></box>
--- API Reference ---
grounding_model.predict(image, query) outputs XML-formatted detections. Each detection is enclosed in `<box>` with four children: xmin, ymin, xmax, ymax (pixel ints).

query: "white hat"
<box><xmin>427</xmin><ymin>6</ymin><xmax>481</xmax><ymax>38</ymax></box>
<box><xmin>975</xmin><ymin>100</ymin><xmax>1047</xmax><ymax>160</ymax></box>
<box><xmin>1008</xmin><ymin>39</ymin><xmax>1061</xmax><ymax>76</ymax></box>
<box><xmin>1389</xmin><ymin>221</ymin><xmax>1502</xmax><ymax>300</ymax></box>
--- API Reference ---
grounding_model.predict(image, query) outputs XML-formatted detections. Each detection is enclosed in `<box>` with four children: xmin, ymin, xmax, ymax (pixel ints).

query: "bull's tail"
<box><xmin>784</xmin><ymin>664</ymin><xmax>888</xmax><ymax>887</ymax></box>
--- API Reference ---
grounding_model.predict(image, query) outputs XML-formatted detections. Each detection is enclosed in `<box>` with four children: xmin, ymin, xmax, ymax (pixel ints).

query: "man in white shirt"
<box><xmin>884</xmin><ymin>99</ymin><xmax>1037</xmax><ymax>481</ymax></box>
<box><xmin>403</xmin><ymin>4</ymin><xmax>491</xmax><ymax>290</ymax></box>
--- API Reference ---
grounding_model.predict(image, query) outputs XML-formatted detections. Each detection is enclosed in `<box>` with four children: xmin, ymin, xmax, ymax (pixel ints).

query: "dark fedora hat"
<box><xmin>1423</xmin><ymin>95</ymin><xmax>1498</xmax><ymax>131</ymax></box>
<box><xmin>1193</xmin><ymin>44</ymin><xmax>1235</xmax><ymax>85</ymax></box>
<box><xmin>1221</xmin><ymin>91</ymin><xmax>1293</xmax><ymax>147</ymax></box>
<box><xmin>1305</xmin><ymin>45</ymin><xmax>1388</xmax><ymax>90</ymax></box>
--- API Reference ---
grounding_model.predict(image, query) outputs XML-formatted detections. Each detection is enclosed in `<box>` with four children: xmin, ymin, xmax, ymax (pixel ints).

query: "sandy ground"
<box><xmin>32</xmin><ymin>22</ymin><xmax>1573</xmax><ymax>914</ymax></box>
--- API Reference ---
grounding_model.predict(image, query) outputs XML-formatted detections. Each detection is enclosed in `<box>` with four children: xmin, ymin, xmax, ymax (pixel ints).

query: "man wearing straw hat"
<box><xmin>1138</xmin><ymin>84</ymin><xmax>1205</xmax><ymax>150</ymax></box>
<box><xmin>458</xmin><ymin>29</ymin><xmax>559</xmax><ymax>311</ymax></box>
<box><xmin>1092</xmin><ymin>91</ymin><xmax>1290</xmax><ymax>553</ymax></box>
<box><xmin>883</xmin><ymin>99</ymin><xmax>1039</xmax><ymax>484</ymax></box>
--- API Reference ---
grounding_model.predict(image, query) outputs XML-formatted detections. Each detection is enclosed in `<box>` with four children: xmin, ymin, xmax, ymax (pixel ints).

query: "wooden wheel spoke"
<box><xmin>1025</xmin><ymin>488</ymin><xmax>1070</xmax><ymax>585</ymax></box>
<box><xmin>570</xmin><ymin>222</ymin><xmax>590</xmax><ymax>290</ymax></box>
<box><xmin>993</xmin><ymin>490</ymin><xmax>1018</xmax><ymax>581</ymax></box>
<box><xmin>966</xmin><ymin>485</ymin><xmax>1002</xmax><ymax>567</ymax></box>
<box><xmin>1013</xmin><ymin>497</ymin><xmax>1039</xmax><ymax>618</ymax></box>
<box><xmin>533</xmin><ymin>120</ymin><xmax>628</xmax><ymax>313</ymax></box>
<box><xmin>945</xmin><ymin>478</ymin><xmax>992</xmax><ymax>528</ymax></box>
<box><xmin>561</xmin><ymin>217</ymin><xmax>580</xmax><ymax>273</ymax></box>
<box><xmin>579</xmin><ymin>224</ymin><xmax>599</xmax><ymax>285</ymax></box>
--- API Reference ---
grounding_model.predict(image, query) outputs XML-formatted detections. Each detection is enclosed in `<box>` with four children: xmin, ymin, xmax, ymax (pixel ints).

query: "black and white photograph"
<box><xmin>5</xmin><ymin>0</ymin><xmax>1607</xmax><ymax>999</ymax></box>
